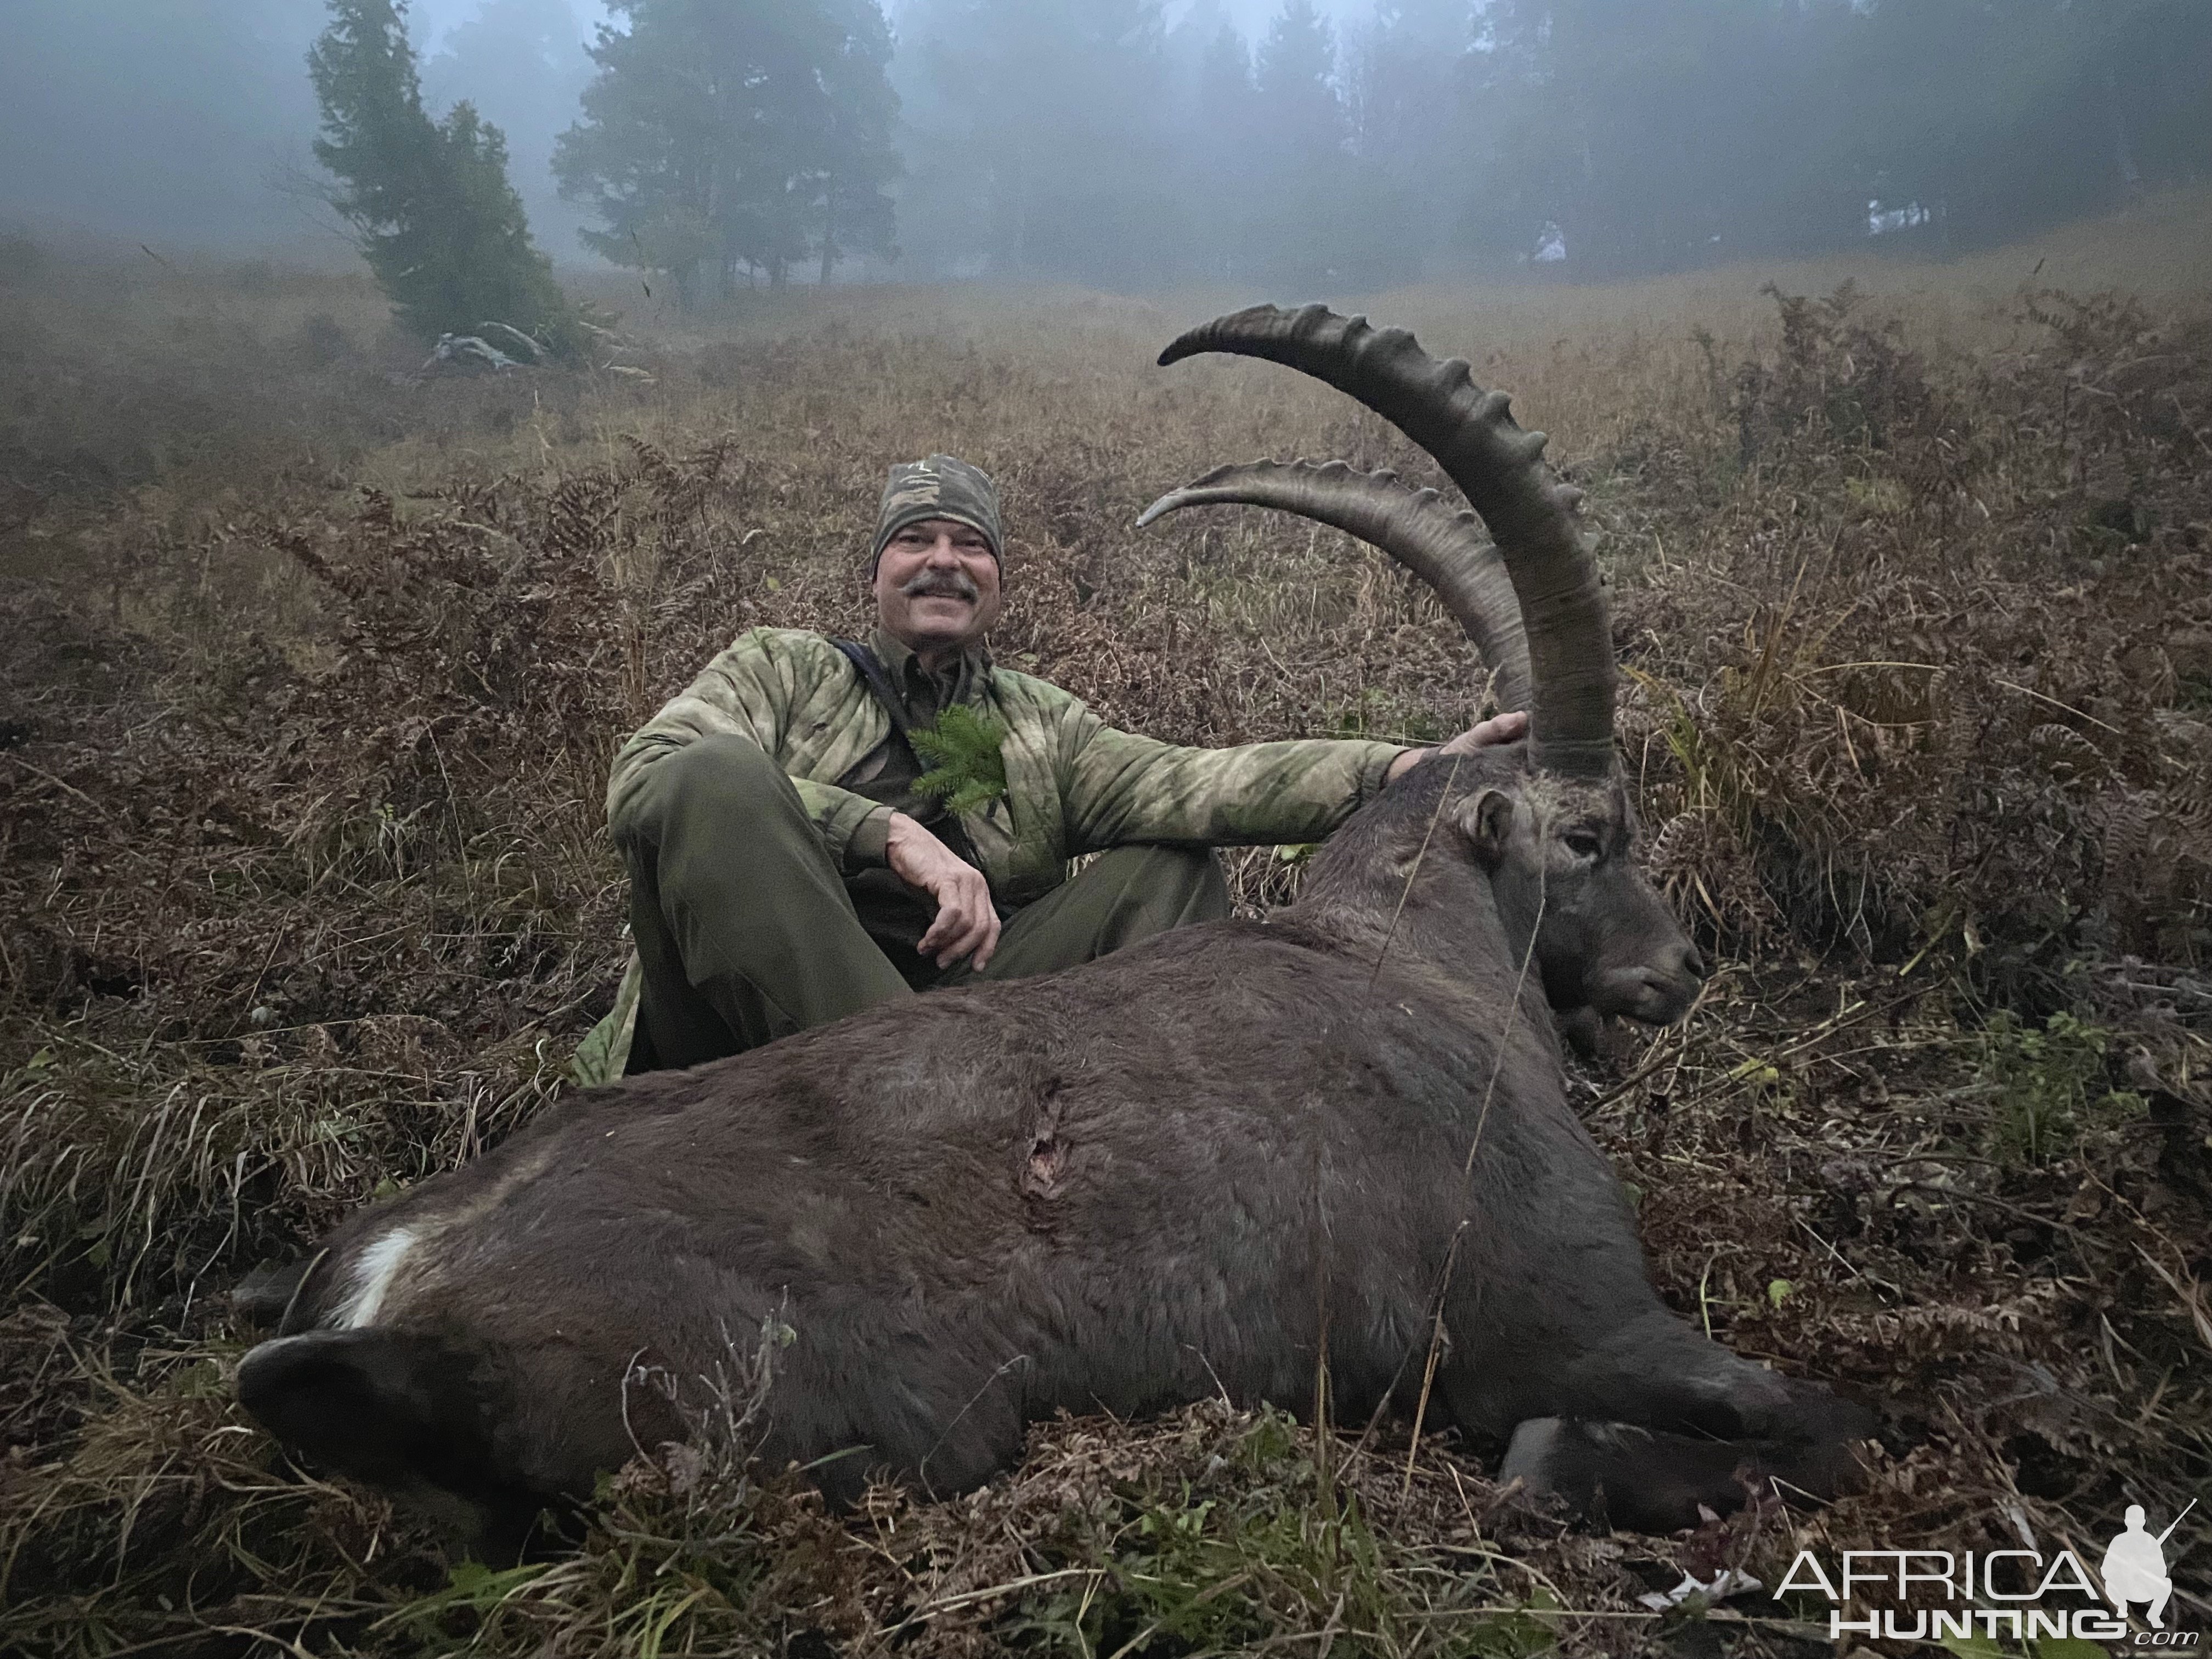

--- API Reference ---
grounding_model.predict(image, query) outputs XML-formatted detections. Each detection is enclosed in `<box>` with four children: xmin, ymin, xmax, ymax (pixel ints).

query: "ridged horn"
<box><xmin>1159</xmin><ymin>303</ymin><xmax>1615</xmax><ymax>778</ymax></box>
<box><xmin>1136</xmin><ymin>459</ymin><xmax>1533</xmax><ymax>716</ymax></box>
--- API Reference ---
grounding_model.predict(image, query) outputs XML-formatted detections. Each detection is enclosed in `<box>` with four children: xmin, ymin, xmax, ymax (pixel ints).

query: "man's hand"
<box><xmin>1385</xmin><ymin>709</ymin><xmax>1530</xmax><ymax>782</ymax></box>
<box><xmin>884</xmin><ymin>811</ymin><xmax>1002</xmax><ymax>971</ymax></box>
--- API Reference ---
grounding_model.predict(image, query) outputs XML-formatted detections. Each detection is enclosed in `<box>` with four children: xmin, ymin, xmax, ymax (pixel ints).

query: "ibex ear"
<box><xmin>1465</xmin><ymin>788</ymin><xmax>1516</xmax><ymax>870</ymax></box>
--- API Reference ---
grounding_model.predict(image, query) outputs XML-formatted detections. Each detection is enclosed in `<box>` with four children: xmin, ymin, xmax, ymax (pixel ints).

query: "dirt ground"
<box><xmin>3</xmin><ymin>196</ymin><xmax>2209</xmax><ymax>1655</ymax></box>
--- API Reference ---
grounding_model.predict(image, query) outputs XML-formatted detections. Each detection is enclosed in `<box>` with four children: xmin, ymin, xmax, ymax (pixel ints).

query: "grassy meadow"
<box><xmin>2</xmin><ymin>194</ymin><xmax>2209</xmax><ymax>1655</ymax></box>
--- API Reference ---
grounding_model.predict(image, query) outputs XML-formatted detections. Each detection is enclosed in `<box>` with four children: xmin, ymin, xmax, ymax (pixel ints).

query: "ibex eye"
<box><xmin>1565</xmin><ymin>831</ymin><xmax>1603</xmax><ymax>859</ymax></box>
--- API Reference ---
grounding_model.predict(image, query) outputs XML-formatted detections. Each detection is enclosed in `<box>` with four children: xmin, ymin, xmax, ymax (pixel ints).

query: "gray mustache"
<box><xmin>902</xmin><ymin>572</ymin><xmax>980</xmax><ymax>601</ymax></box>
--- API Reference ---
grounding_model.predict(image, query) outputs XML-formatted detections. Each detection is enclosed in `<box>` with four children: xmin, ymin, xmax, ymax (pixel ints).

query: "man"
<box><xmin>573</xmin><ymin>453</ymin><xmax>1523</xmax><ymax>1082</ymax></box>
<box><xmin>2102</xmin><ymin>1504</ymin><xmax>2177</xmax><ymax>1628</ymax></box>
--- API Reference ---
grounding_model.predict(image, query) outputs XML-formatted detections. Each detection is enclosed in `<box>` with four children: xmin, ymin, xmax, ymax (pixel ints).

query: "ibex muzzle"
<box><xmin>238</xmin><ymin>306</ymin><xmax>1868</xmax><ymax>1549</ymax></box>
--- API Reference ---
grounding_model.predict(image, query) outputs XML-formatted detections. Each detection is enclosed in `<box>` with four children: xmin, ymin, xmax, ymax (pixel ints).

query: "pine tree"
<box><xmin>1247</xmin><ymin>0</ymin><xmax>1354</xmax><ymax>290</ymax></box>
<box><xmin>1197</xmin><ymin>20</ymin><xmax>1260</xmax><ymax>279</ymax></box>
<box><xmin>420</xmin><ymin>0</ymin><xmax>596</xmax><ymax>258</ymax></box>
<box><xmin>1255</xmin><ymin>1</ymin><xmax>1344</xmax><ymax>172</ymax></box>
<box><xmin>1338</xmin><ymin>1</ymin><xmax>1471</xmax><ymax>284</ymax></box>
<box><xmin>814</xmin><ymin>0</ymin><xmax>901</xmax><ymax>283</ymax></box>
<box><xmin>555</xmin><ymin>0</ymin><xmax>899</xmax><ymax>303</ymax></box>
<box><xmin>309</xmin><ymin>0</ymin><xmax>579</xmax><ymax>353</ymax></box>
<box><xmin>894</xmin><ymin>0</ymin><xmax>1176</xmax><ymax>284</ymax></box>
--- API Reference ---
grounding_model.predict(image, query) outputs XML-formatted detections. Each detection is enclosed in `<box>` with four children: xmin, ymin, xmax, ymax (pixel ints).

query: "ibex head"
<box><xmin>1461</xmin><ymin>764</ymin><xmax>1704</xmax><ymax>1025</ymax></box>
<box><xmin>1144</xmin><ymin>304</ymin><xmax>1702</xmax><ymax>1027</ymax></box>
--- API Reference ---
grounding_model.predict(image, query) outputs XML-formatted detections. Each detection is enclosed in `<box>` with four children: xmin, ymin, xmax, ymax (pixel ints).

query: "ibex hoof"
<box><xmin>1499</xmin><ymin>1413</ymin><xmax>1869</xmax><ymax>1534</ymax></box>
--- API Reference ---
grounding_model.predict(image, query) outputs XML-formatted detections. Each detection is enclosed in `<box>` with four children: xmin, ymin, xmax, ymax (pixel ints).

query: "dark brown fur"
<box><xmin>238</xmin><ymin>748</ymin><xmax>1871</xmax><ymax>1542</ymax></box>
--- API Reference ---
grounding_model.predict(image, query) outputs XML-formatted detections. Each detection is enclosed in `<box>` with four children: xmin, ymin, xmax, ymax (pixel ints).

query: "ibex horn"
<box><xmin>1136</xmin><ymin>459</ymin><xmax>1533</xmax><ymax>718</ymax></box>
<box><xmin>1159</xmin><ymin>304</ymin><xmax>1616</xmax><ymax>780</ymax></box>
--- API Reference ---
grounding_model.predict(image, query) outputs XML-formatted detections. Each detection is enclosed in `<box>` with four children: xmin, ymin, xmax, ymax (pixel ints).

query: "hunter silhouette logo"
<box><xmin>1778</xmin><ymin>1497</ymin><xmax>2199</xmax><ymax>1645</ymax></box>
<box><xmin>2104</xmin><ymin>1501</ymin><xmax>2193</xmax><ymax>1631</ymax></box>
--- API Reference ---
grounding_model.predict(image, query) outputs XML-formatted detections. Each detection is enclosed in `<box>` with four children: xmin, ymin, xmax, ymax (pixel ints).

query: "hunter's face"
<box><xmin>874</xmin><ymin>517</ymin><xmax>1001</xmax><ymax>659</ymax></box>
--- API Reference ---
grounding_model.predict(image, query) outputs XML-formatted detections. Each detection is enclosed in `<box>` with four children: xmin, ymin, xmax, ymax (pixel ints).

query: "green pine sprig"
<box><xmin>910</xmin><ymin>704</ymin><xmax>1010</xmax><ymax>816</ymax></box>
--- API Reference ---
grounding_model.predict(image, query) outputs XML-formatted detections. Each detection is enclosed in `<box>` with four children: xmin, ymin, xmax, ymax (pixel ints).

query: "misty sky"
<box><xmin>5</xmin><ymin>0</ymin><xmax>2199</xmax><ymax>281</ymax></box>
<box><xmin>1212</xmin><ymin>0</ymin><xmax>1368</xmax><ymax>30</ymax></box>
<box><xmin>410</xmin><ymin>0</ymin><xmax>585</xmax><ymax>50</ymax></box>
<box><xmin>407</xmin><ymin>0</ymin><xmax>1369</xmax><ymax>50</ymax></box>
<box><xmin>0</xmin><ymin>0</ymin><xmax>1396</xmax><ymax>252</ymax></box>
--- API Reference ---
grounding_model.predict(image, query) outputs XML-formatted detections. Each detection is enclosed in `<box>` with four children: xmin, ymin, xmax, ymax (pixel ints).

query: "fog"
<box><xmin>2</xmin><ymin>0</ymin><xmax>2206</xmax><ymax>289</ymax></box>
<box><xmin>0</xmin><ymin>1</ymin><xmax>594</xmax><ymax>256</ymax></box>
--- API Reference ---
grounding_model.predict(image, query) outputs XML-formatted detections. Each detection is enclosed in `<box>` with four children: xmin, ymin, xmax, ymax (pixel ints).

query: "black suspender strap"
<box><xmin>831</xmin><ymin>638</ymin><xmax>913</xmax><ymax>737</ymax></box>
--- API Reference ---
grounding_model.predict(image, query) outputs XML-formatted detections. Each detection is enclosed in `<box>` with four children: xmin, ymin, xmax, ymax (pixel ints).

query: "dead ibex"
<box><xmin>236</xmin><ymin>305</ymin><xmax>1872</xmax><ymax>1545</ymax></box>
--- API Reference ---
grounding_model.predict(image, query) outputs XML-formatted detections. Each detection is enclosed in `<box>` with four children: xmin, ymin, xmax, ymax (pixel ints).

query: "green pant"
<box><xmin>614</xmin><ymin>734</ymin><xmax>1230</xmax><ymax>1072</ymax></box>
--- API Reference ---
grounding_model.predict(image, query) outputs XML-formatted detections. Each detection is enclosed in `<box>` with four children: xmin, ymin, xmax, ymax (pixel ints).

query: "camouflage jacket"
<box><xmin>572</xmin><ymin>626</ymin><xmax>1408</xmax><ymax>1082</ymax></box>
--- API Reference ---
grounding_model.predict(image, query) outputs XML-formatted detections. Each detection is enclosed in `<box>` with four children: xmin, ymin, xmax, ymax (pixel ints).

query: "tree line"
<box><xmin>310</xmin><ymin>0</ymin><xmax>900</xmax><ymax>347</ymax></box>
<box><xmin>307</xmin><ymin>0</ymin><xmax>2210</xmax><ymax>345</ymax></box>
<box><xmin>555</xmin><ymin>0</ymin><xmax>900</xmax><ymax>303</ymax></box>
<box><xmin>896</xmin><ymin>0</ymin><xmax>2210</xmax><ymax>288</ymax></box>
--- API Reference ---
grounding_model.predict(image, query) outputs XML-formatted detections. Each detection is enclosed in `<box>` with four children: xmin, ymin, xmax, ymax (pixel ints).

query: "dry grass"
<box><xmin>2</xmin><ymin>190</ymin><xmax>2209</xmax><ymax>1655</ymax></box>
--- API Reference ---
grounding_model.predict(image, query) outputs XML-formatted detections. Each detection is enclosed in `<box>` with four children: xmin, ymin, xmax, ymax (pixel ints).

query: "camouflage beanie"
<box><xmin>870</xmin><ymin>454</ymin><xmax>1003</xmax><ymax>574</ymax></box>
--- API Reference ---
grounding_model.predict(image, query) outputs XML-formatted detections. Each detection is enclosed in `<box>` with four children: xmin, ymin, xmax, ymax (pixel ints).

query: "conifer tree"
<box><xmin>555</xmin><ymin>0</ymin><xmax>899</xmax><ymax>303</ymax></box>
<box><xmin>420</xmin><ymin>0</ymin><xmax>595</xmax><ymax>257</ymax></box>
<box><xmin>309</xmin><ymin>0</ymin><xmax>579</xmax><ymax>354</ymax></box>
<box><xmin>1247</xmin><ymin>0</ymin><xmax>1352</xmax><ymax>290</ymax></box>
<box><xmin>894</xmin><ymin>0</ymin><xmax>1176</xmax><ymax>284</ymax></box>
<box><xmin>1197</xmin><ymin>20</ymin><xmax>1260</xmax><ymax>279</ymax></box>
